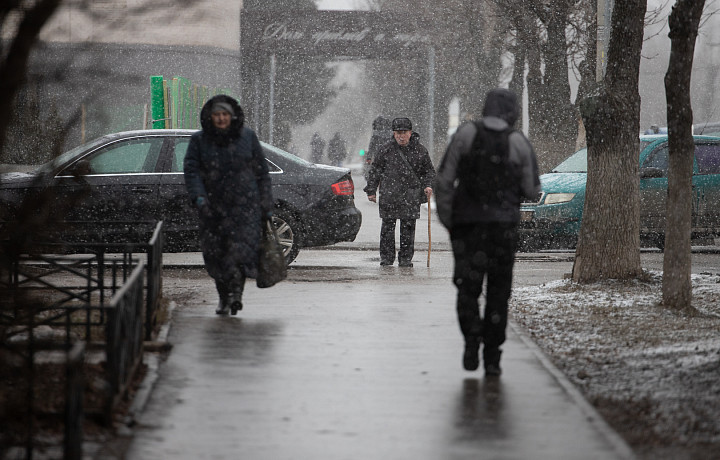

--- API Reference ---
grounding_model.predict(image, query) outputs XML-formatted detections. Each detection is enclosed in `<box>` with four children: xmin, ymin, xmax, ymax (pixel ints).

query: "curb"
<box><xmin>125</xmin><ymin>300</ymin><xmax>176</xmax><ymax>424</ymax></box>
<box><xmin>509</xmin><ymin>320</ymin><xmax>637</xmax><ymax>460</ymax></box>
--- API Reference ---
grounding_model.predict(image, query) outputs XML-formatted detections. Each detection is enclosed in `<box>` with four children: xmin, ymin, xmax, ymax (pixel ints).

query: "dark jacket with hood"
<box><xmin>364</xmin><ymin>131</ymin><xmax>436</xmax><ymax>220</ymax></box>
<box><xmin>366</xmin><ymin>116</ymin><xmax>393</xmax><ymax>164</ymax></box>
<box><xmin>435</xmin><ymin>88</ymin><xmax>540</xmax><ymax>228</ymax></box>
<box><xmin>184</xmin><ymin>95</ymin><xmax>273</xmax><ymax>280</ymax></box>
<box><xmin>310</xmin><ymin>132</ymin><xmax>325</xmax><ymax>164</ymax></box>
<box><xmin>327</xmin><ymin>133</ymin><xmax>347</xmax><ymax>165</ymax></box>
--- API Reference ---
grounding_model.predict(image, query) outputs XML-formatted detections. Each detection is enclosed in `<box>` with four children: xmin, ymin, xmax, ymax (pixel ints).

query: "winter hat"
<box><xmin>392</xmin><ymin>117</ymin><xmax>412</xmax><ymax>131</ymax></box>
<box><xmin>211</xmin><ymin>101</ymin><xmax>234</xmax><ymax>116</ymax></box>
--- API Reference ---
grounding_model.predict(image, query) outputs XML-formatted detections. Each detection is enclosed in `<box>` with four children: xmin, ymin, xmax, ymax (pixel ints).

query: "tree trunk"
<box><xmin>0</xmin><ymin>0</ymin><xmax>62</xmax><ymax>156</ymax></box>
<box><xmin>662</xmin><ymin>0</ymin><xmax>706</xmax><ymax>309</ymax></box>
<box><xmin>572</xmin><ymin>0</ymin><xmax>646</xmax><ymax>283</ymax></box>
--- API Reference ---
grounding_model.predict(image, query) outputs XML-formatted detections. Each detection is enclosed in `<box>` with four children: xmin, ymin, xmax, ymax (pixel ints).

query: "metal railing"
<box><xmin>0</xmin><ymin>220</ymin><xmax>165</xmax><ymax>457</ymax></box>
<box><xmin>10</xmin><ymin>220</ymin><xmax>165</xmax><ymax>340</ymax></box>
<box><xmin>64</xmin><ymin>341</ymin><xmax>85</xmax><ymax>460</ymax></box>
<box><xmin>105</xmin><ymin>261</ymin><xmax>146</xmax><ymax>425</ymax></box>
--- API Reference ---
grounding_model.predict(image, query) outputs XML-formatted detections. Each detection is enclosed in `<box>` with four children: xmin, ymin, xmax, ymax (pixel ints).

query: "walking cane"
<box><xmin>427</xmin><ymin>193</ymin><xmax>432</xmax><ymax>268</ymax></box>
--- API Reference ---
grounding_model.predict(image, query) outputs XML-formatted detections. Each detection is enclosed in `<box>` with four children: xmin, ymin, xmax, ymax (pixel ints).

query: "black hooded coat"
<box><xmin>184</xmin><ymin>95</ymin><xmax>274</xmax><ymax>282</ymax></box>
<box><xmin>364</xmin><ymin>132</ymin><xmax>435</xmax><ymax>220</ymax></box>
<box><xmin>366</xmin><ymin>116</ymin><xmax>393</xmax><ymax>163</ymax></box>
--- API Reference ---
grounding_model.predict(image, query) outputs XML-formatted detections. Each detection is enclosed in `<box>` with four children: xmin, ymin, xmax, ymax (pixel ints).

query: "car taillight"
<box><xmin>331</xmin><ymin>178</ymin><xmax>354</xmax><ymax>196</ymax></box>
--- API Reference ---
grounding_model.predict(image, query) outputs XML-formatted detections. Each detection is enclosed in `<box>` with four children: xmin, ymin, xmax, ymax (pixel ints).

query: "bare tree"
<box><xmin>0</xmin><ymin>0</ymin><xmax>63</xmax><ymax>155</ymax></box>
<box><xmin>571</xmin><ymin>0</ymin><xmax>646</xmax><ymax>283</ymax></box>
<box><xmin>525</xmin><ymin>0</ymin><xmax>581</xmax><ymax>173</ymax></box>
<box><xmin>662</xmin><ymin>0</ymin><xmax>706</xmax><ymax>308</ymax></box>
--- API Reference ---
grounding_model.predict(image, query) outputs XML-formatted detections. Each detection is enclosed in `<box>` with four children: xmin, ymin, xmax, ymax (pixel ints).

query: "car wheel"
<box><xmin>272</xmin><ymin>211</ymin><xmax>300</xmax><ymax>265</ymax></box>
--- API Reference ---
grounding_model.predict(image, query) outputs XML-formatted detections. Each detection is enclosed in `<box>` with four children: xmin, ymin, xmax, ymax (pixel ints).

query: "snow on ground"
<box><xmin>510</xmin><ymin>271</ymin><xmax>720</xmax><ymax>459</ymax></box>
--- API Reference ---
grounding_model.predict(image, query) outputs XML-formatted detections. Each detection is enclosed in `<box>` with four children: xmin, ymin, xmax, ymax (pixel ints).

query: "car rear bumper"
<box><xmin>300</xmin><ymin>205</ymin><xmax>362</xmax><ymax>247</ymax></box>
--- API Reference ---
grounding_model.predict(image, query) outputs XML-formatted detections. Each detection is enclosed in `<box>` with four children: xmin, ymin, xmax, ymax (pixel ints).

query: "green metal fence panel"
<box><xmin>149</xmin><ymin>76</ymin><xmax>237</xmax><ymax>130</ymax></box>
<box><xmin>170</xmin><ymin>78</ymin><xmax>179</xmax><ymax>129</ymax></box>
<box><xmin>150</xmin><ymin>76</ymin><xmax>166</xmax><ymax>129</ymax></box>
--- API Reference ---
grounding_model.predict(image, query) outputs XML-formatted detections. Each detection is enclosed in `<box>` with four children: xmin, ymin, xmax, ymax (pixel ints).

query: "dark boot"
<box><xmin>228</xmin><ymin>292</ymin><xmax>243</xmax><ymax>316</ymax></box>
<box><xmin>483</xmin><ymin>347</ymin><xmax>502</xmax><ymax>376</ymax></box>
<box><xmin>463</xmin><ymin>337</ymin><xmax>480</xmax><ymax>371</ymax></box>
<box><xmin>215</xmin><ymin>297</ymin><xmax>229</xmax><ymax>315</ymax></box>
<box><xmin>228</xmin><ymin>273</ymin><xmax>245</xmax><ymax>315</ymax></box>
<box><xmin>215</xmin><ymin>282</ymin><xmax>230</xmax><ymax>315</ymax></box>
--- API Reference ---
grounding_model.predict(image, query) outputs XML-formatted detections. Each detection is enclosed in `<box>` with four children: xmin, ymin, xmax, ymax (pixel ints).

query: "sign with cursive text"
<box><xmin>240</xmin><ymin>10</ymin><xmax>435</xmax><ymax>58</ymax></box>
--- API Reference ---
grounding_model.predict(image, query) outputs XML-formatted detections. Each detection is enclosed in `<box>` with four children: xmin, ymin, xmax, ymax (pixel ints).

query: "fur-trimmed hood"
<box><xmin>200</xmin><ymin>95</ymin><xmax>245</xmax><ymax>143</ymax></box>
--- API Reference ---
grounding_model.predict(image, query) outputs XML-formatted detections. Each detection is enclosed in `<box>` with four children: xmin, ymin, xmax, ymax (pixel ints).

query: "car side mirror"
<box><xmin>639</xmin><ymin>167</ymin><xmax>665</xmax><ymax>179</ymax></box>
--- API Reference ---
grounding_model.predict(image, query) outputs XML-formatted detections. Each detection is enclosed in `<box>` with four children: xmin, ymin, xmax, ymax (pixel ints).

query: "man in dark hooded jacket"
<box><xmin>364</xmin><ymin>117</ymin><xmax>435</xmax><ymax>267</ymax></box>
<box><xmin>363</xmin><ymin>116</ymin><xmax>393</xmax><ymax>179</ymax></box>
<box><xmin>327</xmin><ymin>132</ymin><xmax>347</xmax><ymax>167</ymax></box>
<box><xmin>184</xmin><ymin>95</ymin><xmax>274</xmax><ymax>315</ymax></box>
<box><xmin>435</xmin><ymin>89</ymin><xmax>540</xmax><ymax>375</ymax></box>
<box><xmin>310</xmin><ymin>132</ymin><xmax>326</xmax><ymax>164</ymax></box>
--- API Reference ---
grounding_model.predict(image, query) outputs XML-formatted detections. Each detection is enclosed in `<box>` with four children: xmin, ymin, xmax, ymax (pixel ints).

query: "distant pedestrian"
<box><xmin>327</xmin><ymin>132</ymin><xmax>347</xmax><ymax>167</ymax></box>
<box><xmin>310</xmin><ymin>132</ymin><xmax>326</xmax><ymax>164</ymax></box>
<box><xmin>435</xmin><ymin>89</ymin><xmax>540</xmax><ymax>375</ymax></box>
<box><xmin>364</xmin><ymin>117</ymin><xmax>435</xmax><ymax>267</ymax></box>
<box><xmin>184</xmin><ymin>95</ymin><xmax>274</xmax><ymax>315</ymax></box>
<box><xmin>364</xmin><ymin>116</ymin><xmax>393</xmax><ymax>179</ymax></box>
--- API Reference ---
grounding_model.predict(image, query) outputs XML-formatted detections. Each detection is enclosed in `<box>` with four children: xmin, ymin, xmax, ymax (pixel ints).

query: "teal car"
<box><xmin>519</xmin><ymin>134</ymin><xmax>720</xmax><ymax>251</ymax></box>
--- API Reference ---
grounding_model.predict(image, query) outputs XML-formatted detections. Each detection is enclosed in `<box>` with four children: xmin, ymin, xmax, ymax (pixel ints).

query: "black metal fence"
<box><xmin>105</xmin><ymin>261</ymin><xmax>146</xmax><ymax>424</ymax></box>
<box><xmin>64</xmin><ymin>341</ymin><xmax>85</xmax><ymax>460</ymax></box>
<box><xmin>0</xmin><ymin>221</ymin><xmax>164</xmax><ymax>459</ymax></box>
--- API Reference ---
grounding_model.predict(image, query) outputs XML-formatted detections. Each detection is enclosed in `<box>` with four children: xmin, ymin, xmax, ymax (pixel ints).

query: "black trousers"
<box><xmin>380</xmin><ymin>218</ymin><xmax>416</xmax><ymax>264</ymax></box>
<box><xmin>450</xmin><ymin>222</ymin><xmax>518</xmax><ymax>353</ymax></box>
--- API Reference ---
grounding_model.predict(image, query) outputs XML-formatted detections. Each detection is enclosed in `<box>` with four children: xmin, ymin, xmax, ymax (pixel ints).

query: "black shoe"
<box><xmin>484</xmin><ymin>364</ymin><xmax>502</xmax><ymax>377</ymax></box>
<box><xmin>215</xmin><ymin>299</ymin><xmax>229</xmax><ymax>315</ymax></box>
<box><xmin>398</xmin><ymin>261</ymin><xmax>413</xmax><ymax>267</ymax></box>
<box><xmin>380</xmin><ymin>260</ymin><xmax>393</xmax><ymax>266</ymax></box>
<box><xmin>228</xmin><ymin>293</ymin><xmax>243</xmax><ymax>316</ymax></box>
<box><xmin>463</xmin><ymin>340</ymin><xmax>480</xmax><ymax>371</ymax></box>
<box><xmin>483</xmin><ymin>347</ymin><xmax>502</xmax><ymax>376</ymax></box>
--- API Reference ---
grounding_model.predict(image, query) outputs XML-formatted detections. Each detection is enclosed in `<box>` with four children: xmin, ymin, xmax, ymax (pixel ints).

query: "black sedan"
<box><xmin>0</xmin><ymin>129</ymin><xmax>362</xmax><ymax>264</ymax></box>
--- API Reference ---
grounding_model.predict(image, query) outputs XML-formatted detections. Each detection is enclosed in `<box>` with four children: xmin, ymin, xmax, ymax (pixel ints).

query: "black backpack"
<box><xmin>457</xmin><ymin>122</ymin><xmax>519</xmax><ymax>206</ymax></box>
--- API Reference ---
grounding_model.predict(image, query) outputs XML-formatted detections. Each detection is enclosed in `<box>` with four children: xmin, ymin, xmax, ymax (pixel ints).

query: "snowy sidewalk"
<box><xmin>120</xmin><ymin>250</ymin><xmax>634</xmax><ymax>460</ymax></box>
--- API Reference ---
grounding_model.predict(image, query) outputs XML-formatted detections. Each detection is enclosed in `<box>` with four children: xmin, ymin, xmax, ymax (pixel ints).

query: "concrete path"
<box><xmin>123</xmin><ymin>249</ymin><xmax>634</xmax><ymax>460</ymax></box>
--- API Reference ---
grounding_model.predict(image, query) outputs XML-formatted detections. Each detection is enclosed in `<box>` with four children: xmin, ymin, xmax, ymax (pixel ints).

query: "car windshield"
<box><xmin>35</xmin><ymin>136</ymin><xmax>110</xmax><ymax>175</ymax></box>
<box><xmin>552</xmin><ymin>148</ymin><xmax>587</xmax><ymax>173</ymax></box>
<box><xmin>551</xmin><ymin>141</ymin><xmax>653</xmax><ymax>173</ymax></box>
<box><xmin>260</xmin><ymin>141</ymin><xmax>313</xmax><ymax>167</ymax></box>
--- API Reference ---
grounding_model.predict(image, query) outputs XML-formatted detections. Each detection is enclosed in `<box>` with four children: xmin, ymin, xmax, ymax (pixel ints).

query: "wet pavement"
<box><xmin>114</xmin><ymin>173</ymin><xmax>639</xmax><ymax>459</ymax></box>
<box><xmin>119</xmin><ymin>247</ymin><xmax>634</xmax><ymax>460</ymax></box>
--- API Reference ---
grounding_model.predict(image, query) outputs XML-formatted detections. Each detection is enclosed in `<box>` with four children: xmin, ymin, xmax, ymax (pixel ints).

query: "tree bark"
<box><xmin>571</xmin><ymin>0</ymin><xmax>646</xmax><ymax>283</ymax></box>
<box><xmin>0</xmin><ymin>0</ymin><xmax>62</xmax><ymax>155</ymax></box>
<box><xmin>662</xmin><ymin>0</ymin><xmax>706</xmax><ymax>309</ymax></box>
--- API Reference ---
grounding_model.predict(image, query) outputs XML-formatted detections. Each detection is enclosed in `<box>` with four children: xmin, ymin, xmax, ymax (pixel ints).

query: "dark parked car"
<box><xmin>0</xmin><ymin>129</ymin><xmax>362</xmax><ymax>264</ymax></box>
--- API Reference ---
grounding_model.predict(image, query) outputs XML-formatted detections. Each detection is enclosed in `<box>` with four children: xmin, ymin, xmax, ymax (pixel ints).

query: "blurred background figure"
<box><xmin>364</xmin><ymin>116</ymin><xmax>393</xmax><ymax>179</ymax></box>
<box><xmin>328</xmin><ymin>132</ymin><xmax>348</xmax><ymax>167</ymax></box>
<box><xmin>310</xmin><ymin>132</ymin><xmax>326</xmax><ymax>164</ymax></box>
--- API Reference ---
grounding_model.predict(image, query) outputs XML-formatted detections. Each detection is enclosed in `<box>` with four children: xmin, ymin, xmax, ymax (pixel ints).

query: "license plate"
<box><xmin>520</xmin><ymin>210</ymin><xmax>534</xmax><ymax>222</ymax></box>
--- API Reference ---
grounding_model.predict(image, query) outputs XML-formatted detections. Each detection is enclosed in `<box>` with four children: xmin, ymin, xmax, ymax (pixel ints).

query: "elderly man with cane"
<box><xmin>364</xmin><ymin>117</ymin><xmax>435</xmax><ymax>267</ymax></box>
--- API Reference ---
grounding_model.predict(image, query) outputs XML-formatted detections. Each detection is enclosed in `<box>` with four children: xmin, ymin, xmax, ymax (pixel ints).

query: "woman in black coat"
<box><xmin>184</xmin><ymin>95</ymin><xmax>274</xmax><ymax>315</ymax></box>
